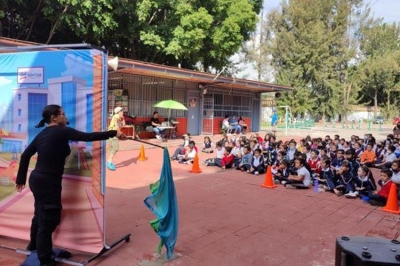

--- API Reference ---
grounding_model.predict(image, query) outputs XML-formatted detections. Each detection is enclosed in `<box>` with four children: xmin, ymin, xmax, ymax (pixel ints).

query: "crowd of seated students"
<box><xmin>174</xmin><ymin>131</ymin><xmax>400</xmax><ymax>207</ymax></box>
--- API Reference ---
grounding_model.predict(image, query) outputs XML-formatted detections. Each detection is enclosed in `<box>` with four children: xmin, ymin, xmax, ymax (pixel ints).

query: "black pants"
<box><xmin>28</xmin><ymin>171</ymin><xmax>63</xmax><ymax>265</ymax></box>
<box><xmin>250</xmin><ymin>165</ymin><xmax>265</xmax><ymax>174</ymax></box>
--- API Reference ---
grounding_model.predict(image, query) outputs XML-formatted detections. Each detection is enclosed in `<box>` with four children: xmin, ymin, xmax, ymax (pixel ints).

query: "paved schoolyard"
<box><xmin>1</xmin><ymin>127</ymin><xmax>399</xmax><ymax>266</ymax></box>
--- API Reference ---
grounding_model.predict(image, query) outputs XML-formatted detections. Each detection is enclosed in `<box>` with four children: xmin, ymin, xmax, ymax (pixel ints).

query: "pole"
<box><xmin>285</xmin><ymin>106</ymin><xmax>288</xmax><ymax>136</ymax></box>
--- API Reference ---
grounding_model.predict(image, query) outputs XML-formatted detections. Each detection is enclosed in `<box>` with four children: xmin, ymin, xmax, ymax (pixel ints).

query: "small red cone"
<box><xmin>261</xmin><ymin>165</ymin><xmax>277</xmax><ymax>189</ymax></box>
<box><xmin>382</xmin><ymin>183</ymin><xmax>400</xmax><ymax>214</ymax></box>
<box><xmin>190</xmin><ymin>154</ymin><xmax>202</xmax><ymax>173</ymax></box>
<box><xmin>138</xmin><ymin>145</ymin><xmax>147</xmax><ymax>161</ymax></box>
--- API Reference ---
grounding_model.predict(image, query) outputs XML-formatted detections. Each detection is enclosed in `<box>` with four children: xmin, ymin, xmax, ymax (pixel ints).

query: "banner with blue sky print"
<box><xmin>0</xmin><ymin>49</ymin><xmax>108</xmax><ymax>253</ymax></box>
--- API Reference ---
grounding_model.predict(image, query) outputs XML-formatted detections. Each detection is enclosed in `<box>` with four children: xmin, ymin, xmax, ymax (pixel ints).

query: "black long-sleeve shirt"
<box><xmin>16</xmin><ymin>126</ymin><xmax>117</xmax><ymax>185</ymax></box>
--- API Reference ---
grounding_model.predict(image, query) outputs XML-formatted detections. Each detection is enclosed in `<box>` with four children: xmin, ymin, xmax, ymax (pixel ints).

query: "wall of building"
<box><xmin>108</xmin><ymin>73</ymin><xmax>261</xmax><ymax>136</ymax></box>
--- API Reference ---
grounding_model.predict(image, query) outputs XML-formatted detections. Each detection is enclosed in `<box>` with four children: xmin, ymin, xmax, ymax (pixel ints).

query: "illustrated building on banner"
<box><xmin>7</xmin><ymin>76</ymin><xmax>94</xmax><ymax>152</ymax></box>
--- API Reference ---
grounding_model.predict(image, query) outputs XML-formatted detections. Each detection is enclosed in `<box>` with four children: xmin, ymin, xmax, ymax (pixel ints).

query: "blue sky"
<box><xmin>263</xmin><ymin>0</ymin><xmax>400</xmax><ymax>23</ymax></box>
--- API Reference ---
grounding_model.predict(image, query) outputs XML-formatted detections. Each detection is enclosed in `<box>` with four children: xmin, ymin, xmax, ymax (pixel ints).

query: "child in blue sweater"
<box><xmin>237</xmin><ymin>145</ymin><xmax>252</xmax><ymax>172</ymax></box>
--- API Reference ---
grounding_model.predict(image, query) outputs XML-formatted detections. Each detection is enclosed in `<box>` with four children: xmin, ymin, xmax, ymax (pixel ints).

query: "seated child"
<box><xmin>170</xmin><ymin>133</ymin><xmax>191</xmax><ymax>160</ymax></box>
<box><xmin>374</xmin><ymin>141</ymin><xmax>385</xmax><ymax>163</ymax></box>
<box><xmin>177</xmin><ymin>141</ymin><xmax>197</xmax><ymax>164</ymax></box>
<box><xmin>342</xmin><ymin>141</ymin><xmax>351</xmax><ymax>152</ymax></box>
<box><xmin>391</xmin><ymin>160</ymin><xmax>400</xmax><ymax>185</ymax></box>
<box><xmin>201</xmin><ymin>136</ymin><xmax>214</xmax><ymax>153</ymax></box>
<box><xmin>264</xmin><ymin>143</ymin><xmax>277</xmax><ymax>166</ymax></box>
<box><xmin>307</xmin><ymin>149</ymin><xmax>321</xmax><ymax>175</ymax></box>
<box><xmin>360</xmin><ymin>144</ymin><xmax>375</xmax><ymax>167</ymax></box>
<box><xmin>331</xmin><ymin>149</ymin><xmax>344</xmax><ymax>171</ymax></box>
<box><xmin>345</xmin><ymin>149</ymin><xmax>360</xmax><ymax>177</ymax></box>
<box><xmin>314</xmin><ymin>157</ymin><xmax>336</xmax><ymax>192</ymax></box>
<box><xmin>230</xmin><ymin>141</ymin><xmax>242</xmax><ymax>168</ymax></box>
<box><xmin>333</xmin><ymin>161</ymin><xmax>353</xmax><ymax>196</ymax></box>
<box><xmin>249</xmin><ymin>148</ymin><xmax>265</xmax><ymax>175</ymax></box>
<box><xmin>345</xmin><ymin>165</ymin><xmax>376</xmax><ymax>198</ymax></box>
<box><xmin>353</xmin><ymin>142</ymin><xmax>363</xmax><ymax>160</ymax></box>
<box><xmin>284</xmin><ymin>157</ymin><xmax>311</xmax><ymax>189</ymax></box>
<box><xmin>221</xmin><ymin>147</ymin><xmax>234</xmax><ymax>169</ymax></box>
<box><xmin>273</xmin><ymin>160</ymin><xmax>290</xmax><ymax>184</ymax></box>
<box><xmin>204</xmin><ymin>141</ymin><xmax>225</xmax><ymax>166</ymax></box>
<box><xmin>369</xmin><ymin>169</ymin><xmax>393</xmax><ymax>206</ymax></box>
<box><xmin>237</xmin><ymin>145</ymin><xmax>252</xmax><ymax>172</ymax></box>
<box><xmin>375</xmin><ymin>146</ymin><xmax>397</xmax><ymax>169</ymax></box>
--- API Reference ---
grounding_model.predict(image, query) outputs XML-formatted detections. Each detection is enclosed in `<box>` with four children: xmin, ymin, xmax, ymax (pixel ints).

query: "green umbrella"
<box><xmin>153</xmin><ymin>100</ymin><xmax>187</xmax><ymax>110</ymax></box>
<box><xmin>153</xmin><ymin>100</ymin><xmax>187</xmax><ymax>121</ymax></box>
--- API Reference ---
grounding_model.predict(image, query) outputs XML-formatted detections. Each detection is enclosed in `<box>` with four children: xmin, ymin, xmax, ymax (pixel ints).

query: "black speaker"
<box><xmin>335</xmin><ymin>236</ymin><xmax>400</xmax><ymax>266</ymax></box>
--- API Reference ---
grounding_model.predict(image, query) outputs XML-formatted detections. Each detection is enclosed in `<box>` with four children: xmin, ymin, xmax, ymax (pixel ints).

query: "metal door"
<box><xmin>187</xmin><ymin>91</ymin><xmax>200</xmax><ymax>135</ymax></box>
<box><xmin>252</xmin><ymin>98</ymin><xmax>261</xmax><ymax>132</ymax></box>
<box><xmin>202</xmin><ymin>95</ymin><xmax>214</xmax><ymax>135</ymax></box>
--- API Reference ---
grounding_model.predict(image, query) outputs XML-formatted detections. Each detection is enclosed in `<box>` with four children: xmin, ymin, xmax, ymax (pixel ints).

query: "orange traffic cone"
<box><xmin>138</xmin><ymin>145</ymin><xmax>147</xmax><ymax>161</ymax></box>
<box><xmin>382</xmin><ymin>183</ymin><xmax>400</xmax><ymax>214</ymax></box>
<box><xmin>190</xmin><ymin>154</ymin><xmax>202</xmax><ymax>173</ymax></box>
<box><xmin>261</xmin><ymin>165</ymin><xmax>277</xmax><ymax>189</ymax></box>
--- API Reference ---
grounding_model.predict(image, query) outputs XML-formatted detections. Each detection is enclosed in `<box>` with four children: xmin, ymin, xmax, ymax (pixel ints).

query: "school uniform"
<box><xmin>307</xmin><ymin>158</ymin><xmax>321</xmax><ymax>174</ymax></box>
<box><xmin>355</xmin><ymin>148</ymin><xmax>363</xmax><ymax>160</ymax></box>
<box><xmin>273</xmin><ymin>167</ymin><xmax>289</xmax><ymax>182</ymax></box>
<box><xmin>331</xmin><ymin>157</ymin><xmax>344</xmax><ymax>170</ymax></box>
<box><xmin>374</xmin><ymin>147</ymin><xmax>385</xmax><ymax>161</ymax></box>
<box><xmin>319</xmin><ymin>167</ymin><xmax>336</xmax><ymax>190</ymax></box>
<box><xmin>391</xmin><ymin>170</ymin><xmax>400</xmax><ymax>184</ymax></box>
<box><xmin>286</xmin><ymin>148</ymin><xmax>296</xmax><ymax>161</ymax></box>
<box><xmin>347</xmin><ymin>159</ymin><xmax>360</xmax><ymax>177</ymax></box>
<box><xmin>353</xmin><ymin>176</ymin><xmax>376</xmax><ymax>197</ymax></box>
<box><xmin>250</xmin><ymin>156</ymin><xmax>265</xmax><ymax>174</ymax></box>
<box><xmin>237</xmin><ymin>153</ymin><xmax>252</xmax><ymax>171</ymax></box>
<box><xmin>369</xmin><ymin>180</ymin><xmax>392</xmax><ymax>206</ymax></box>
<box><xmin>230</xmin><ymin>147</ymin><xmax>241</xmax><ymax>167</ymax></box>
<box><xmin>201</xmin><ymin>141</ymin><xmax>213</xmax><ymax>153</ymax></box>
<box><xmin>336</xmin><ymin>171</ymin><xmax>354</xmax><ymax>193</ymax></box>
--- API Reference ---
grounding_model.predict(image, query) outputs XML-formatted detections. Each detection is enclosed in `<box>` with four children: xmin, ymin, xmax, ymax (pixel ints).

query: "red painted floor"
<box><xmin>1</xmin><ymin>134</ymin><xmax>399</xmax><ymax>266</ymax></box>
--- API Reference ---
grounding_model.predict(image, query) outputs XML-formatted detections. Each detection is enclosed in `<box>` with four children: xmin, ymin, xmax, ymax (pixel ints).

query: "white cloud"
<box><xmin>61</xmin><ymin>54</ymin><xmax>93</xmax><ymax>77</ymax></box>
<box><xmin>0</xmin><ymin>76</ymin><xmax>13</xmax><ymax>86</ymax></box>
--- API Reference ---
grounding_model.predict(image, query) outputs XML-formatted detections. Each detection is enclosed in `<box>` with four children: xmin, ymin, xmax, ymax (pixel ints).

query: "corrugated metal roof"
<box><xmin>0</xmin><ymin>37</ymin><xmax>292</xmax><ymax>93</ymax></box>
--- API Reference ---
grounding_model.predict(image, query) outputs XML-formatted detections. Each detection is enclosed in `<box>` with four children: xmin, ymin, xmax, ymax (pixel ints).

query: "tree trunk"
<box><xmin>17</xmin><ymin>0</ymin><xmax>44</xmax><ymax>40</ymax></box>
<box><xmin>387</xmin><ymin>90</ymin><xmax>390</xmax><ymax>118</ymax></box>
<box><xmin>45</xmin><ymin>6</ymin><xmax>68</xmax><ymax>44</ymax></box>
<box><xmin>374</xmin><ymin>87</ymin><xmax>378</xmax><ymax>116</ymax></box>
<box><xmin>130</xmin><ymin>39</ymin><xmax>137</xmax><ymax>60</ymax></box>
<box><xmin>342</xmin><ymin>84</ymin><xmax>347</xmax><ymax>122</ymax></box>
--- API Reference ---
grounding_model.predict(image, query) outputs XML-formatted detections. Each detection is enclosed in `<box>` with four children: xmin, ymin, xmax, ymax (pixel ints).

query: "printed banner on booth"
<box><xmin>0</xmin><ymin>49</ymin><xmax>107</xmax><ymax>253</ymax></box>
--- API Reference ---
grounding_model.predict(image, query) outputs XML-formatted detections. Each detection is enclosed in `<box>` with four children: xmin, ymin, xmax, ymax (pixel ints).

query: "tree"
<box><xmin>358</xmin><ymin>22</ymin><xmax>400</xmax><ymax>118</ymax></box>
<box><xmin>264</xmin><ymin>0</ymin><xmax>368</xmax><ymax>121</ymax></box>
<box><xmin>0</xmin><ymin>0</ymin><xmax>262</xmax><ymax>71</ymax></box>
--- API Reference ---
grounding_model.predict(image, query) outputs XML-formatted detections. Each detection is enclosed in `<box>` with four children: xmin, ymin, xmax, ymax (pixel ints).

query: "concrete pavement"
<box><xmin>1</xmin><ymin>126</ymin><xmax>399</xmax><ymax>266</ymax></box>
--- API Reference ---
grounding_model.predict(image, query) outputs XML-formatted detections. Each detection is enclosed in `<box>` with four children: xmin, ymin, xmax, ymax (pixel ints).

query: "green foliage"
<box><xmin>0</xmin><ymin>0</ymin><xmax>262</xmax><ymax>71</ymax></box>
<box><xmin>262</xmin><ymin>0</ymin><xmax>382</xmax><ymax>120</ymax></box>
<box><xmin>358</xmin><ymin>22</ymin><xmax>400</xmax><ymax>117</ymax></box>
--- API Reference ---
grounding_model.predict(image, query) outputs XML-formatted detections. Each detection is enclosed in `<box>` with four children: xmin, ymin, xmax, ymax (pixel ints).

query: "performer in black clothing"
<box><xmin>15</xmin><ymin>104</ymin><xmax>125</xmax><ymax>266</ymax></box>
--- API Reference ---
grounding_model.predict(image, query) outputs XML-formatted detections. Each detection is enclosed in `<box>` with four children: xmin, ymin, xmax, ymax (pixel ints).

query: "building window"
<box><xmin>61</xmin><ymin>82</ymin><xmax>77</xmax><ymax>129</ymax></box>
<box><xmin>18</xmin><ymin>109</ymin><xmax>21</xmax><ymax>116</ymax></box>
<box><xmin>18</xmin><ymin>124</ymin><xmax>22</xmax><ymax>131</ymax></box>
<box><xmin>18</xmin><ymin>94</ymin><xmax>22</xmax><ymax>101</ymax></box>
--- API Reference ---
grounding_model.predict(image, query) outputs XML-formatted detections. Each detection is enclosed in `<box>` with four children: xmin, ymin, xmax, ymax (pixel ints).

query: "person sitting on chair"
<box><xmin>150</xmin><ymin>111</ymin><xmax>166</xmax><ymax>140</ymax></box>
<box><xmin>238</xmin><ymin>116</ymin><xmax>247</xmax><ymax>134</ymax></box>
<box><xmin>221</xmin><ymin>115</ymin><xmax>231</xmax><ymax>133</ymax></box>
<box><xmin>229</xmin><ymin>115</ymin><xmax>241</xmax><ymax>134</ymax></box>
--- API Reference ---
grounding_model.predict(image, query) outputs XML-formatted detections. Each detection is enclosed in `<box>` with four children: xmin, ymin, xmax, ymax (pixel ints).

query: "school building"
<box><xmin>0</xmin><ymin>37</ymin><xmax>291</xmax><ymax>139</ymax></box>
